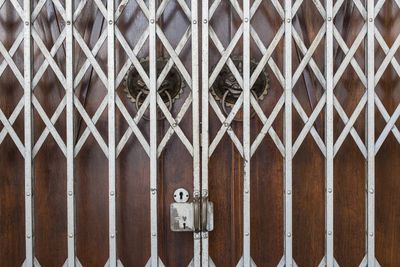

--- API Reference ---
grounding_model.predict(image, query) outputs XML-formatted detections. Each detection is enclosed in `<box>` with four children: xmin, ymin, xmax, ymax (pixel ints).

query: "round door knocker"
<box><xmin>125</xmin><ymin>57</ymin><xmax>184</xmax><ymax>120</ymax></box>
<box><xmin>210</xmin><ymin>57</ymin><xmax>269</xmax><ymax>121</ymax></box>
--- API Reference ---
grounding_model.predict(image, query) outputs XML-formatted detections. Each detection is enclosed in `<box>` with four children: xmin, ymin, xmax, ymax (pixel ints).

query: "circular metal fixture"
<box><xmin>210</xmin><ymin>57</ymin><xmax>269</xmax><ymax>117</ymax></box>
<box><xmin>125</xmin><ymin>57</ymin><xmax>184</xmax><ymax>119</ymax></box>
<box><xmin>173</xmin><ymin>188</ymin><xmax>190</xmax><ymax>203</ymax></box>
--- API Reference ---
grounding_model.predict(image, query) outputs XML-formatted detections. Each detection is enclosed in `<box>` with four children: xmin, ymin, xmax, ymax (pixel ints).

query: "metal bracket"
<box><xmin>170</xmin><ymin>189</ymin><xmax>214</xmax><ymax>232</ymax></box>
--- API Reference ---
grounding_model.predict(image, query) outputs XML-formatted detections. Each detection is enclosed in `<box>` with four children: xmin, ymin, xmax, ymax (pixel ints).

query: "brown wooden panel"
<box><xmin>1</xmin><ymin>0</ymin><xmax>400</xmax><ymax>266</ymax></box>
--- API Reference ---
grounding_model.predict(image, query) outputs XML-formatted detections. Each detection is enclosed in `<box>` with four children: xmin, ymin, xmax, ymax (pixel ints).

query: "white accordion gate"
<box><xmin>0</xmin><ymin>0</ymin><xmax>399</xmax><ymax>266</ymax></box>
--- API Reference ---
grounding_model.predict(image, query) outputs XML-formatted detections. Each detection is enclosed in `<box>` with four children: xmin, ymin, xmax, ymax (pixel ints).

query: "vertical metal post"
<box><xmin>243</xmin><ymin>0</ymin><xmax>251</xmax><ymax>266</ymax></box>
<box><xmin>325</xmin><ymin>1</ymin><xmax>334</xmax><ymax>266</ymax></box>
<box><xmin>66</xmin><ymin>0</ymin><xmax>75</xmax><ymax>264</ymax></box>
<box><xmin>191</xmin><ymin>0</ymin><xmax>201</xmax><ymax>266</ymax></box>
<box><xmin>366</xmin><ymin>0</ymin><xmax>375</xmax><ymax>265</ymax></box>
<box><xmin>149</xmin><ymin>0</ymin><xmax>158</xmax><ymax>265</ymax></box>
<box><xmin>201</xmin><ymin>0</ymin><xmax>210</xmax><ymax>265</ymax></box>
<box><xmin>284</xmin><ymin>0</ymin><xmax>293</xmax><ymax>265</ymax></box>
<box><xmin>23</xmin><ymin>0</ymin><xmax>34</xmax><ymax>264</ymax></box>
<box><xmin>107</xmin><ymin>0</ymin><xmax>117</xmax><ymax>264</ymax></box>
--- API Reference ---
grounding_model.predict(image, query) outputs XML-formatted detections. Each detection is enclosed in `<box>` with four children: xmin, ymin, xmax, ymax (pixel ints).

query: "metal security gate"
<box><xmin>0</xmin><ymin>0</ymin><xmax>400</xmax><ymax>266</ymax></box>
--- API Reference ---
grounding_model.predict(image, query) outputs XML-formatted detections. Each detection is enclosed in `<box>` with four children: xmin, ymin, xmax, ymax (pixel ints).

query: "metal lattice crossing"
<box><xmin>0</xmin><ymin>0</ymin><xmax>399</xmax><ymax>266</ymax></box>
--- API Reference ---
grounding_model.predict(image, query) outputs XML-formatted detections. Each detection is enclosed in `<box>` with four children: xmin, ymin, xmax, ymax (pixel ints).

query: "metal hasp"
<box><xmin>170</xmin><ymin>189</ymin><xmax>214</xmax><ymax>232</ymax></box>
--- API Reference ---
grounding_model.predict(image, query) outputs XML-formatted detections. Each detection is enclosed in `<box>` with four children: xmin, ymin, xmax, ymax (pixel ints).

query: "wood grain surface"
<box><xmin>0</xmin><ymin>0</ymin><xmax>399</xmax><ymax>266</ymax></box>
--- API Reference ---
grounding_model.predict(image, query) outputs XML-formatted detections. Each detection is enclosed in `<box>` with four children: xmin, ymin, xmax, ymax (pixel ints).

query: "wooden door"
<box><xmin>1</xmin><ymin>0</ymin><xmax>400</xmax><ymax>266</ymax></box>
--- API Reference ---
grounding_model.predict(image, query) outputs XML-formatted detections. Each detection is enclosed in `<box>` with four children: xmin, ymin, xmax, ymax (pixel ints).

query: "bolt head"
<box><xmin>369</xmin><ymin>188</ymin><xmax>374</xmax><ymax>194</ymax></box>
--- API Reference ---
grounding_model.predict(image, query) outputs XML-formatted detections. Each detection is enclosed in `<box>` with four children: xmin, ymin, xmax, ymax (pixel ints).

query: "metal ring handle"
<box><xmin>134</xmin><ymin>90</ymin><xmax>173</xmax><ymax>121</ymax></box>
<box><xmin>221</xmin><ymin>90</ymin><xmax>258</xmax><ymax>122</ymax></box>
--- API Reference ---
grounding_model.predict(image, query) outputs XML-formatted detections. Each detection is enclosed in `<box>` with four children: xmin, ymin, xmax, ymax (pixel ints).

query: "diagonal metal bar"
<box><xmin>375</xmin><ymin>104</ymin><xmax>400</xmax><ymax>153</ymax></box>
<box><xmin>32</xmin><ymin>30</ymin><xmax>66</xmax><ymax>87</ymax></box>
<box><xmin>289</xmin><ymin>26</ymin><xmax>327</xmax><ymax>156</ymax></box>
<box><xmin>74</xmin><ymin>96</ymin><xmax>109</xmax><ymax>157</ymax></box>
<box><xmin>251</xmin><ymin>96</ymin><xmax>285</xmax><ymax>157</ymax></box>
<box><xmin>0</xmin><ymin>33</ymin><xmax>24</xmax><ymax>76</ymax></box>
<box><xmin>374</xmin><ymin>30</ymin><xmax>400</xmax><ymax>79</ymax></box>
<box><xmin>31</xmin><ymin>97</ymin><xmax>66</xmax><ymax>155</ymax></box>
<box><xmin>227</xmin><ymin>0</ymin><xmax>285</xmax><ymax>155</ymax></box>
<box><xmin>115</xmin><ymin>96</ymin><xmax>149</xmax><ymax>156</ymax></box>
<box><xmin>0</xmin><ymin>99</ymin><xmax>24</xmax><ymax>145</ymax></box>
<box><xmin>333</xmin><ymin>95</ymin><xmax>367</xmax><ymax>158</ymax></box>
<box><xmin>157</xmin><ymin>94</ymin><xmax>193</xmax><ymax>156</ymax></box>
<box><xmin>208</xmin><ymin>95</ymin><xmax>243</xmax><ymax>157</ymax></box>
<box><xmin>115</xmin><ymin>0</ymin><xmax>194</xmax><ymax>158</ymax></box>
<box><xmin>0</xmin><ymin>42</ymin><xmax>24</xmax><ymax>85</ymax></box>
<box><xmin>0</xmin><ymin>109</ymin><xmax>25</xmax><ymax>155</ymax></box>
<box><xmin>157</xmin><ymin>94</ymin><xmax>192</xmax><ymax>156</ymax></box>
<box><xmin>375</xmin><ymin>96</ymin><xmax>400</xmax><ymax>144</ymax></box>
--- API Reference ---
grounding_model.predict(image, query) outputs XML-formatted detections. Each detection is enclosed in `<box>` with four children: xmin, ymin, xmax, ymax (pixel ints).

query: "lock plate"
<box><xmin>170</xmin><ymin>189</ymin><xmax>214</xmax><ymax>232</ymax></box>
<box><xmin>170</xmin><ymin>202</ymin><xmax>195</xmax><ymax>232</ymax></box>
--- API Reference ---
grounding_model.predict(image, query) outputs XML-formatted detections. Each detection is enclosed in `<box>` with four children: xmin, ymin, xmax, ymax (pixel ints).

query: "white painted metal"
<box><xmin>366</xmin><ymin>0</ymin><xmax>376</xmax><ymax>266</ymax></box>
<box><xmin>0</xmin><ymin>0</ymin><xmax>397</xmax><ymax>265</ymax></box>
<box><xmin>145</xmin><ymin>258</ymin><xmax>165</xmax><ymax>267</ymax></box>
<box><xmin>201</xmin><ymin>0</ymin><xmax>210</xmax><ymax>266</ymax></box>
<box><xmin>243</xmin><ymin>0</ymin><xmax>251</xmax><ymax>265</ymax></box>
<box><xmin>325</xmin><ymin>0</ymin><xmax>334</xmax><ymax>266</ymax></box>
<box><xmin>107</xmin><ymin>0</ymin><xmax>118</xmax><ymax>265</ymax></box>
<box><xmin>191</xmin><ymin>0</ymin><xmax>201</xmax><ymax>265</ymax></box>
<box><xmin>237</xmin><ymin>257</ymin><xmax>257</xmax><ymax>267</ymax></box>
<box><xmin>65</xmin><ymin>0</ymin><xmax>75</xmax><ymax>264</ymax></box>
<box><xmin>284</xmin><ymin>0</ymin><xmax>293</xmax><ymax>266</ymax></box>
<box><xmin>23</xmin><ymin>0</ymin><xmax>34</xmax><ymax>264</ymax></box>
<box><xmin>149</xmin><ymin>0</ymin><xmax>158</xmax><ymax>266</ymax></box>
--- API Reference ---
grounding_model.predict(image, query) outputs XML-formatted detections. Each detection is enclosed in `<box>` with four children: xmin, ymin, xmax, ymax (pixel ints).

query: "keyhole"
<box><xmin>183</xmin><ymin>216</ymin><xmax>187</xmax><ymax>229</ymax></box>
<box><xmin>173</xmin><ymin>188</ymin><xmax>189</xmax><ymax>203</ymax></box>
